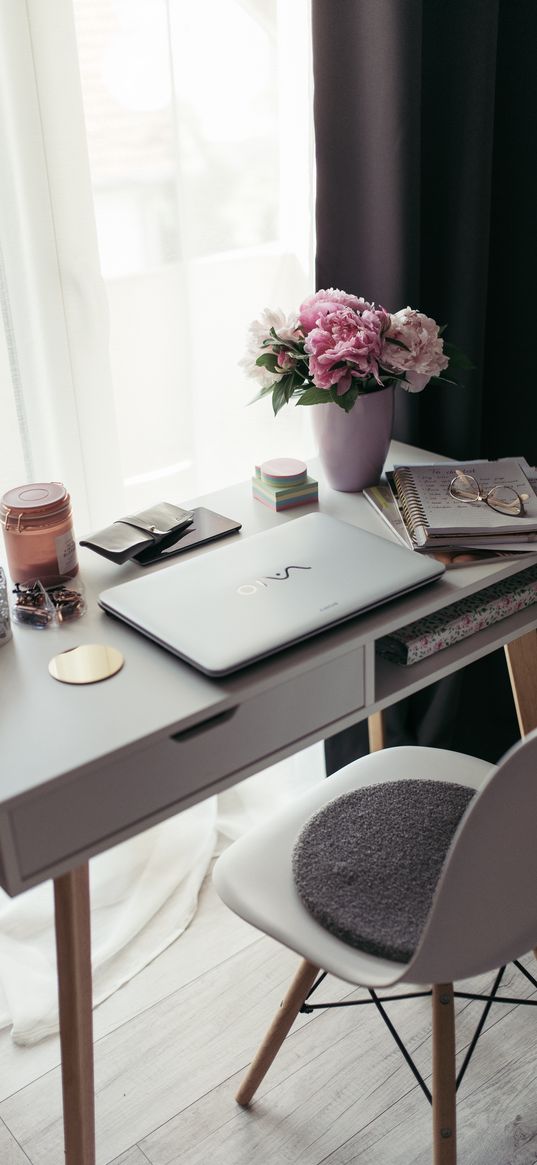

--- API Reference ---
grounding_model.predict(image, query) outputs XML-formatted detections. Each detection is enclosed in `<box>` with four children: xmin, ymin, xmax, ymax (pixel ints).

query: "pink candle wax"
<box><xmin>0</xmin><ymin>482</ymin><xmax>79</xmax><ymax>586</ymax></box>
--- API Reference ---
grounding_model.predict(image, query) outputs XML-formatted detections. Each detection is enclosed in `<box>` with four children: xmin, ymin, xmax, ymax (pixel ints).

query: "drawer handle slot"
<box><xmin>170</xmin><ymin>706</ymin><xmax>238</xmax><ymax>742</ymax></box>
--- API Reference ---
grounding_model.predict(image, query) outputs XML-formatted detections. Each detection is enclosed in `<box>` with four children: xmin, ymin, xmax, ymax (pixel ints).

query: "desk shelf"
<box><xmin>372</xmin><ymin>603</ymin><xmax>537</xmax><ymax>715</ymax></box>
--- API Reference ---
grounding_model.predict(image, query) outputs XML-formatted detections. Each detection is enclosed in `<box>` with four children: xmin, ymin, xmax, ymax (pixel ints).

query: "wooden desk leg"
<box><xmin>504</xmin><ymin>631</ymin><xmax>537</xmax><ymax>737</ymax></box>
<box><xmin>368</xmin><ymin>710</ymin><xmax>385</xmax><ymax>752</ymax></box>
<box><xmin>505</xmin><ymin>631</ymin><xmax>537</xmax><ymax>964</ymax></box>
<box><xmin>53</xmin><ymin>863</ymin><xmax>95</xmax><ymax>1165</ymax></box>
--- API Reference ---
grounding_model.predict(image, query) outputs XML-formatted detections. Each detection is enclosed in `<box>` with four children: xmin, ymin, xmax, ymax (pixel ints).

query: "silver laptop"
<box><xmin>99</xmin><ymin>512</ymin><xmax>444</xmax><ymax>675</ymax></box>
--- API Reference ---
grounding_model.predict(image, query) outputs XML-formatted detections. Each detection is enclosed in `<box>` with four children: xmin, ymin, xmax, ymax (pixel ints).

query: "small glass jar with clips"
<box><xmin>0</xmin><ymin>482</ymin><xmax>79</xmax><ymax>587</ymax></box>
<box><xmin>0</xmin><ymin>566</ymin><xmax>12</xmax><ymax>646</ymax></box>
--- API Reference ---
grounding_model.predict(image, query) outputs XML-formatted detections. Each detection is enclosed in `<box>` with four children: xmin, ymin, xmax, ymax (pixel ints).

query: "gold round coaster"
<box><xmin>48</xmin><ymin>644</ymin><xmax>124</xmax><ymax>684</ymax></box>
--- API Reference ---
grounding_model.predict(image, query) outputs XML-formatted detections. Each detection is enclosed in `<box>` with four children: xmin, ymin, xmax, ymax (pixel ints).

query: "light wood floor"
<box><xmin>1</xmin><ymin>868</ymin><xmax>537</xmax><ymax>1165</ymax></box>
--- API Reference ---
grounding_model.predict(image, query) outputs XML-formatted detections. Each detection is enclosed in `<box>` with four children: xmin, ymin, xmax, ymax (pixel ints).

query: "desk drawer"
<box><xmin>10</xmin><ymin>646</ymin><xmax>365</xmax><ymax>882</ymax></box>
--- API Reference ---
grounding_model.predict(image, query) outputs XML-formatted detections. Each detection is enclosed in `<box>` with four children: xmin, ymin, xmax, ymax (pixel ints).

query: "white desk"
<box><xmin>2</xmin><ymin>441</ymin><xmax>537</xmax><ymax>1163</ymax></box>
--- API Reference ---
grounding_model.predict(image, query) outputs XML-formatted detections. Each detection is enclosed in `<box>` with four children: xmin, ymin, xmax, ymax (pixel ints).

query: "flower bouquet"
<box><xmin>241</xmin><ymin>288</ymin><xmax>468</xmax><ymax>415</ymax></box>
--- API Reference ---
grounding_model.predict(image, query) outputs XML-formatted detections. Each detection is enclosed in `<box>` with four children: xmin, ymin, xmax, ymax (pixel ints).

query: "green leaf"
<box><xmin>247</xmin><ymin>383</ymin><xmax>277</xmax><ymax>406</ymax></box>
<box><xmin>269</xmin><ymin>326</ymin><xmax>305</xmax><ymax>356</ymax></box>
<box><xmin>333</xmin><ymin>386</ymin><xmax>360</xmax><ymax>412</ymax></box>
<box><xmin>383</xmin><ymin>336</ymin><xmax>410</xmax><ymax>351</ymax></box>
<box><xmin>255</xmin><ymin>352</ymin><xmax>279</xmax><ymax>371</ymax></box>
<box><xmin>282</xmin><ymin>374</ymin><xmax>299</xmax><ymax>403</ymax></box>
<box><xmin>377</xmin><ymin>367</ymin><xmax>409</xmax><ymax>385</ymax></box>
<box><xmin>432</xmin><ymin>374</ymin><xmax>459</xmax><ymax>387</ymax></box>
<box><xmin>295</xmin><ymin>386</ymin><xmax>333</xmax><ymax>407</ymax></box>
<box><xmin>271</xmin><ymin>380</ymin><xmax>289</xmax><ymax>416</ymax></box>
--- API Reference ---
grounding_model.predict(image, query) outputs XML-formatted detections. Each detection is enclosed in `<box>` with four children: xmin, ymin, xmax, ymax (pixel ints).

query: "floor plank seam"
<box><xmin>455</xmin><ymin>1014</ymin><xmax>537</xmax><ymax>1106</ymax></box>
<box><xmin>0</xmin><ymin>1114</ymin><xmax>33</xmax><ymax>1164</ymax></box>
<box><xmin>135</xmin><ymin>1002</ymin><xmax>371</xmax><ymax>1160</ymax></box>
<box><xmin>0</xmin><ymin>940</ymin><xmax>269</xmax><ymax>1115</ymax></box>
<box><xmin>247</xmin><ymin>1005</ymin><xmax>421</xmax><ymax>1113</ymax></box>
<box><xmin>0</xmin><ymin>934</ymin><xmax>264</xmax><ymax>1107</ymax></box>
<box><xmin>88</xmin><ymin>930</ymin><xmax>265</xmax><ymax>1042</ymax></box>
<box><xmin>296</xmin><ymin>1076</ymin><xmax>416</xmax><ymax>1163</ymax></box>
<box><xmin>0</xmin><ymin>1048</ymin><xmax>62</xmax><ymax>1107</ymax></box>
<box><xmin>118</xmin><ymin>1145</ymin><xmax>152</xmax><ymax>1165</ymax></box>
<box><xmin>92</xmin><ymin>929</ymin><xmax>266</xmax><ymax>1047</ymax></box>
<box><xmin>139</xmin><ymin>1080</ymin><xmax>252</xmax><ymax>1161</ymax></box>
<box><xmin>313</xmin><ymin>1080</ymin><xmax>420</xmax><ymax>1165</ymax></box>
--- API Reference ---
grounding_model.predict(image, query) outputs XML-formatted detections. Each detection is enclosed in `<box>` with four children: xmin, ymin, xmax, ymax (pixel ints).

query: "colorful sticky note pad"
<box><xmin>252</xmin><ymin>458</ymin><xmax>318</xmax><ymax>511</ymax></box>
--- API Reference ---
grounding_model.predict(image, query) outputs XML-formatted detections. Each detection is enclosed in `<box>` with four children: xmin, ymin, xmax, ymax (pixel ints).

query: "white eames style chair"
<box><xmin>213</xmin><ymin>731</ymin><xmax>537</xmax><ymax>1164</ymax></box>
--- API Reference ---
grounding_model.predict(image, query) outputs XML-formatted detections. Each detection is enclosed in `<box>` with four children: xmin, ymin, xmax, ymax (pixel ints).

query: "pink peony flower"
<box><xmin>305</xmin><ymin>302</ymin><xmax>389</xmax><ymax>393</ymax></box>
<box><xmin>299</xmin><ymin>288</ymin><xmax>375</xmax><ymax>334</ymax></box>
<box><xmin>380</xmin><ymin>307</ymin><xmax>449</xmax><ymax>392</ymax></box>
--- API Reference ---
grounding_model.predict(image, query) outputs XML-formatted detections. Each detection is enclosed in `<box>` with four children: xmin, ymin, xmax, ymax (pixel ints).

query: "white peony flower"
<box><xmin>239</xmin><ymin>308</ymin><xmax>301</xmax><ymax>387</ymax></box>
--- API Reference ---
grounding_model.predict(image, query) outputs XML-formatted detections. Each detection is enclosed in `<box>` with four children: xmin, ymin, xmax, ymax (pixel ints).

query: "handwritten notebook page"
<box><xmin>393</xmin><ymin>459</ymin><xmax>537</xmax><ymax>538</ymax></box>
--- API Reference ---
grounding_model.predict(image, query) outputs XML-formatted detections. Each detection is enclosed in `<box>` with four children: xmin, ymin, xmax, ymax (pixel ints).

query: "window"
<box><xmin>0</xmin><ymin>0</ymin><xmax>314</xmax><ymax>529</ymax></box>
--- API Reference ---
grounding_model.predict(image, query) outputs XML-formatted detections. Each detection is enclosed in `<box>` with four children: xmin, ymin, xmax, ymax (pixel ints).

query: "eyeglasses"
<box><xmin>449</xmin><ymin>469</ymin><xmax>529</xmax><ymax>517</ymax></box>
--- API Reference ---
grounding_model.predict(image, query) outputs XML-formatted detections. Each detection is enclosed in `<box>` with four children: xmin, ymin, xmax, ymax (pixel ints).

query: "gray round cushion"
<box><xmin>292</xmin><ymin>779</ymin><xmax>475</xmax><ymax>963</ymax></box>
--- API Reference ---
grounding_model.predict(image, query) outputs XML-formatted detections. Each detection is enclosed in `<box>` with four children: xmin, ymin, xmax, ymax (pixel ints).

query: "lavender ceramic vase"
<box><xmin>312</xmin><ymin>386</ymin><xmax>394</xmax><ymax>492</ymax></box>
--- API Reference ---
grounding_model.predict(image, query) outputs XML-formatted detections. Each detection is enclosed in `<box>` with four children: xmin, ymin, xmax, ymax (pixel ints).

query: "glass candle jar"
<box><xmin>0</xmin><ymin>482</ymin><xmax>79</xmax><ymax>586</ymax></box>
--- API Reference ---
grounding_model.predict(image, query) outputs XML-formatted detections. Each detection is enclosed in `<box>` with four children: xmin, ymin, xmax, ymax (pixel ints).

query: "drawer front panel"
<box><xmin>11</xmin><ymin>647</ymin><xmax>365</xmax><ymax>881</ymax></box>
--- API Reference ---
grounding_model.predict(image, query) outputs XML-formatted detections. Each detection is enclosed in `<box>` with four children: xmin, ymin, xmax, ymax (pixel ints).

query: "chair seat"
<box><xmin>214</xmin><ymin>730</ymin><xmax>537</xmax><ymax>1154</ymax></box>
<box><xmin>292</xmin><ymin>779</ymin><xmax>475</xmax><ymax>963</ymax></box>
<box><xmin>213</xmin><ymin>745</ymin><xmax>494</xmax><ymax>988</ymax></box>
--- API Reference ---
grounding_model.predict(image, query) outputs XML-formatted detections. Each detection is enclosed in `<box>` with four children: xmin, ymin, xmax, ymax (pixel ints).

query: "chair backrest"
<box><xmin>407</xmin><ymin>727</ymin><xmax>537</xmax><ymax>985</ymax></box>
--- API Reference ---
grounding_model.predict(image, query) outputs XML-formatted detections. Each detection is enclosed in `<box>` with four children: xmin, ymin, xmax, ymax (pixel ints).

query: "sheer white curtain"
<box><xmin>0</xmin><ymin>0</ymin><xmax>325</xmax><ymax>1045</ymax></box>
<box><xmin>74</xmin><ymin>0</ymin><xmax>317</xmax><ymax>511</ymax></box>
<box><xmin>0</xmin><ymin>0</ymin><xmax>316</xmax><ymax>518</ymax></box>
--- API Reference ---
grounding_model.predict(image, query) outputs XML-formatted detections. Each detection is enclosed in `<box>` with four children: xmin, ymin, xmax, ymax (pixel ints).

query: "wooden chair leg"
<box><xmin>368</xmin><ymin>710</ymin><xmax>385</xmax><ymax>752</ymax></box>
<box><xmin>235</xmin><ymin>957</ymin><xmax>321</xmax><ymax>1107</ymax></box>
<box><xmin>504</xmin><ymin>631</ymin><xmax>537</xmax><ymax>737</ymax></box>
<box><xmin>432</xmin><ymin>983</ymin><xmax>456</xmax><ymax>1165</ymax></box>
<box><xmin>54</xmin><ymin>863</ymin><xmax>95</xmax><ymax>1165</ymax></box>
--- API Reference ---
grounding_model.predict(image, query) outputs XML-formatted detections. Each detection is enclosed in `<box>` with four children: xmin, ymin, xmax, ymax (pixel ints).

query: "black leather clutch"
<box><xmin>79</xmin><ymin>502</ymin><xmax>194</xmax><ymax>564</ymax></box>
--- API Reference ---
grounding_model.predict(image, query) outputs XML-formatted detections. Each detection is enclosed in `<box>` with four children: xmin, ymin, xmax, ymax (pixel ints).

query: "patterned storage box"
<box><xmin>377</xmin><ymin>564</ymin><xmax>537</xmax><ymax>665</ymax></box>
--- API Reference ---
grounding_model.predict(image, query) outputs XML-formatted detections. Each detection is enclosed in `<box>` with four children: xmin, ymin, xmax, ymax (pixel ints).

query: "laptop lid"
<box><xmin>99</xmin><ymin>512</ymin><xmax>444</xmax><ymax>675</ymax></box>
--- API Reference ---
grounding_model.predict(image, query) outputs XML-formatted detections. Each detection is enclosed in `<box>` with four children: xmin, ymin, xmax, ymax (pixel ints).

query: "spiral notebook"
<box><xmin>388</xmin><ymin>459</ymin><xmax>537</xmax><ymax>548</ymax></box>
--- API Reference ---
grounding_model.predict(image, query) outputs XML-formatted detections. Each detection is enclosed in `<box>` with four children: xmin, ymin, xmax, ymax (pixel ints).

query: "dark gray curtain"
<box><xmin>312</xmin><ymin>0</ymin><xmax>537</xmax><ymax>771</ymax></box>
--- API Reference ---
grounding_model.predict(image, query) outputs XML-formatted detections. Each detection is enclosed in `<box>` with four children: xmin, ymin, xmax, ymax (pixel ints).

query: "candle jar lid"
<box><xmin>0</xmin><ymin>483</ymin><xmax>71</xmax><ymax>530</ymax></box>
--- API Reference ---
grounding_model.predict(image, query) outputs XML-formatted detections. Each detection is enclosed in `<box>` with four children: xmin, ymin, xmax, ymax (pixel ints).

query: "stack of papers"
<box><xmin>364</xmin><ymin>457</ymin><xmax>537</xmax><ymax>565</ymax></box>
